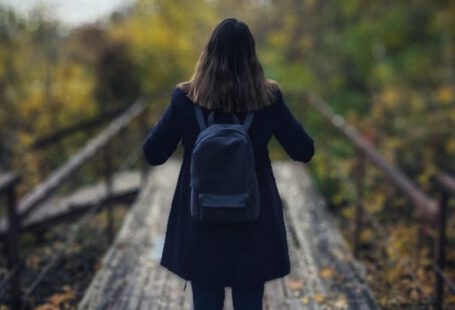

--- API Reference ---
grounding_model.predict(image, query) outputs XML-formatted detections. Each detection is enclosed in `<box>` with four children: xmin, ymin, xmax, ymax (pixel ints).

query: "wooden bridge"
<box><xmin>78</xmin><ymin>160</ymin><xmax>378</xmax><ymax>309</ymax></box>
<box><xmin>1</xmin><ymin>94</ymin><xmax>454</xmax><ymax>309</ymax></box>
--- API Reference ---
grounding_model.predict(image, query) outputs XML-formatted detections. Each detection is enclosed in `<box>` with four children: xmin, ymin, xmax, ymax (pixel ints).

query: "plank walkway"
<box><xmin>78</xmin><ymin>160</ymin><xmax>379</xmax><ymax>309</ymax></box>
<box><xmin>0</xmin><ymin>170</ymin><xmax>141</xmax><ymax>236</ymax></box>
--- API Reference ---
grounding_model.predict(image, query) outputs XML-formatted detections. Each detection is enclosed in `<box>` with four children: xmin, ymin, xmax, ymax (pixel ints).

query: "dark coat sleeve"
<box><xmin>273</xmin><ymin>88</ymin><xmax>315</xmax><ymax>163</ymax></box>
<box><xmin>142</xmin><ymin>88</ymin><xmax>182</xmax><ymax>166</ymax></box>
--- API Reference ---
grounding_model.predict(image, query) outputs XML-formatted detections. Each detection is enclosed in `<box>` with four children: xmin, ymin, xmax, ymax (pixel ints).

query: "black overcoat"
<box><xmin>142</xmin><ymin>86</ymin><xmax>315</xmax><ymax>289</ymax></box>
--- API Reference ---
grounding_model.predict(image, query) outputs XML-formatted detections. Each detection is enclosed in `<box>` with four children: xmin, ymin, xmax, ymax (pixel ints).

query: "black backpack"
<box><xmin>190</xmin><ymin>105</ymin><xmax>260</xmax><ymax>223</ymax></box>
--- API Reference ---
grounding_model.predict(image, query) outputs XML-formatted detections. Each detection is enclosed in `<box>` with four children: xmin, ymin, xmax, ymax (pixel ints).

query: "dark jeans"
<box><xmin>191</xmin><ymin>281</ymin><xmax>265</xmax><ymax>310</ymax></box>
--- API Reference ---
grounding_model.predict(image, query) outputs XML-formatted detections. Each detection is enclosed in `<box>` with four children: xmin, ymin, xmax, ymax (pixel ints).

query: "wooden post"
<box><xmin>434</xmin><ymin>188</ymin><xmax>448</xmax><ymax>310</ymax></box>
<box><xmin>352</xmin><ymin>151</ymin><xmax>365</xmax><ymax>258</ymax></box>
<box><xmin>6</xmin><ymin>176</ymin><xmax>22</xmax><ymax>309</ymax></box>
<box><xmin>325</xmin><ymin>145</ymin><xmax>332</xmax><ymax>197</ymax></box>
<box><xmin>139</xmin><ymin>113</ymin><xmax>149</xmax><ymax>187</ymax></box>
<box><xmin>103</xmin><ymin>144</ymin><xmax>114</xmax><ymax>243</ymax></box>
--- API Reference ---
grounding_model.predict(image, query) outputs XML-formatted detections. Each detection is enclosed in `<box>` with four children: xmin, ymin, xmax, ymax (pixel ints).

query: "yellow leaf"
<box><xmin>35</xmin><ymin>305</ymin><xmax>59</xmax><ymax>310</ymax></box>
<box><xmin>319</xmin><ymin>266</ymin><xmax>336</xmax><ymax>279</ymax></box>
<box><xmin>360</xmin><ymin>228</ymin><xmax>375</xmax><ymax>243</ymax></box>
<box><xmin>341</xmin><ymin>207</ymin><xmax>353</xmax><ymax>220</ymax></box>
<box><xmin>314</xmin><ymin>293</ymin><xmax>326</xmax><ymax>303</ymax></box>
<box><xmin>444</xmin><ymin>294</ymin><xmax>455</xmax><ymax>303</ymax></box>
<box><xmin>435</xmin><ymin>86</ymin><xmax>454</xmax><ymax>104</ymax></box>
<box><xmin>333</xmin><ymin>295</ymin><xmax>349</xmax><ymax>309</ymax></box>
<box><xmin>299</xmin><ymin>296</ymin><xmax>310</xmax><ymax>304</ymax></box>
<box><xmin>446</xmin><ymin>139</ymin><xmax>455</xmax><ymax>154</ymax></box>
<box><xmin>47</xmin><ymin>289</ymin><xmax>75</xmax><ymax>306</ymax></box>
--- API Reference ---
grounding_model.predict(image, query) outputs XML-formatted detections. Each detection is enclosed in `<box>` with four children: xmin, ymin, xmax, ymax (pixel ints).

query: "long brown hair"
<box><xmin>178</xmin><ymin>17</ymin><xmax>279</xmax><ymax>113</ymax></box>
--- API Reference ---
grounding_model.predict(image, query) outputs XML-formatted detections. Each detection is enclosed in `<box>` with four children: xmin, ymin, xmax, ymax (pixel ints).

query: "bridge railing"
<box><xmin>302</xmin><ymin>92</ymin><xmax>451</xmax><ymax>309</ymax></box>
<box><xmin>0</xmin><ymin>172</ymin><xmax>21</xmax><ymax>309</ymax></box>
<box><xmin>0</xmin><ymin>97</ymin><xmax>150</xmax><ymax>308</ymax></box>
<box><xmin>17</xmin><ymin>98</ymin><xmax>148</xmax><ymax>221</ymax></box>
<box><xmin>434</xmin><ymin>173</ymin><xmax>455</xmax><ymax>308</ymax></box>
<box><xmin>30</xmin><ymin>105</ymin><xmax>128</xmax><ymax>150</ymax></box>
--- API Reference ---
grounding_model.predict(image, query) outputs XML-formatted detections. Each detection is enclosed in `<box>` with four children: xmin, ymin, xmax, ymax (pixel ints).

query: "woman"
<box><xmin>142</xmin><ymin>17</ymin><xmax>315</xmax><ymax>310</ymax></box>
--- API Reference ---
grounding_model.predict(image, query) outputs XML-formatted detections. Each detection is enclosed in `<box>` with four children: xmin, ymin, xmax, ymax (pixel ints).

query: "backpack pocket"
<box><xmin>198</xmin><ymin>192</ymin><xmax>249</xmax><ymax>208</ymax></box>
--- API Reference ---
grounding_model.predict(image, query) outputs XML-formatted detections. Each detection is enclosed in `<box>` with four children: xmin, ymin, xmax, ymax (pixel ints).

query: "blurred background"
<box><xmin>0</xmin><ymin>0</ymin><xmax>454</xmax><ymax>309</ymax></box>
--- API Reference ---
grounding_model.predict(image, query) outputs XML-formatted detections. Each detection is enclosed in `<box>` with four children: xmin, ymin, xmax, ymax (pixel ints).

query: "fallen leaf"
<box><xmin>314</xmin><ymin>293</ymin><xmax>326</xmax><ymax>304</ymax></box>
<box><xmin>333</xmin><ymin>295</ymin><xmax>348</xmax><ymax>309</ymax></box>
<box><xmin>47</xmin><ymin>288</ymin><xmax>76</xmax><ymax>306</ymax></box>
<box><xmin>286</xmin><ymin>278</ymin><xmax>304</xmax><ymax>290</ymax></box>
<box><xmin>300</xmin><ymin>296</ymin><xmax>310</xmax><ymax>304</ymax></box>
<box><xmin>35</xmin><ymin>305</ymin><xmax>59</xmax><ymax>310</ymax></box>
<box><xmin>319</xmin><ymin>266</ymin><xmax>336</xmax><ymax>279</ymax></box>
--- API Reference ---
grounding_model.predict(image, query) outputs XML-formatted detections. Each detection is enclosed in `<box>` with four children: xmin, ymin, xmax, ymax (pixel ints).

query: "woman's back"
<box><xmin>144</xmin><ymin>85</ymin><xmax>314</xmax><ymax>167</ymax></box>
<box><xmin>142</xmin><ymin>83</ymin><xmax>314</xmax><ymax>287</ymax></box>
<box><xmin>141</xmin><ymin>17</ymin><xmax>315</xmax><ymax>309</ymax></box>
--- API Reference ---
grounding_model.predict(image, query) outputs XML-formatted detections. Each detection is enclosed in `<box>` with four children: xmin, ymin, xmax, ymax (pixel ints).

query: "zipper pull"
<box><xmin>183</xmin><ymin>280</ymin><xmax>187</xmax><ymax>291</ymax></box>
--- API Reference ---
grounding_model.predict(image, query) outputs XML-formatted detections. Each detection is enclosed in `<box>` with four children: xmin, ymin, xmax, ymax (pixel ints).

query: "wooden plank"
<box><xmin>273</xmin><ymin>160</ymin><xmax>379</xmax><ymax>309</ymax></box>
<box><xmin>79</xmin><ymin>160</ymin><xmax>378</xmax><ymax>309</ymax></box>
<box><xmin>437</xmin><ymin>173</ymin><xmax>455</xmax><ymax>195</ymax></box>
<box><xmin>78</xmin><ymin>161</ymin><xmax>180</xmax><ymax>309</ymax></box>
<box><xmin>264</xmin><ymin>278</ymin><xmax>287</xmax><ymax>309</ymax></box>
<box><xmin>0</xmin><ymin>172</ymin><xmax>20</xmax><ymax>193</ymax></box>
<box><xmin>179</xmin><ymin>281</ymin><xmax>192</xmax><ymax>310</ymax></box>
<box><xmin>0</xmin><ymin>170</ymin><xmax>141</xmax><ymax>236</ymax></box>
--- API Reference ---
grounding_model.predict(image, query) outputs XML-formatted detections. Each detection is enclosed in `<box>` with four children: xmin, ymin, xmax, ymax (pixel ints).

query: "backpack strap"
<box><xmin>231</xmin><ymin>114</ymin><xmax>240</xmax><ymax>124</ymax></box>
<box><xmin>195</xmin><ymin>104</ymin><xmax>252</xmax><ymax>130</ymax></box>
<box><xmin>242</xmin><ymin>112</ymin><xmax>255</xmax><ymax>131</ymax></box>
<box><xmin>194</xmin><ymin>104</ymin><xmax>207</xmax><ymax>130</ymax></box>
<box><xmin>207</xmin><ymin>111</ymin><xmax>215</xmax><ymax>126</ymax></box>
